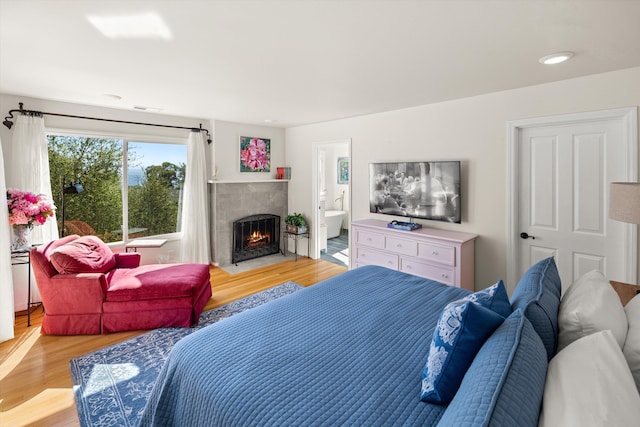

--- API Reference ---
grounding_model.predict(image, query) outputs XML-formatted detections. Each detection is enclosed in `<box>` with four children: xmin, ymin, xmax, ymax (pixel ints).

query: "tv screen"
<box><xmin>369</xmin><ymin>161</ymin><xmax>461</xmax><ymax>223</ymax></box>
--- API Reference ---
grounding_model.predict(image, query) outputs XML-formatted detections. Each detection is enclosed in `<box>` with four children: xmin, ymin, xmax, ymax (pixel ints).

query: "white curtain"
<box><xmin>0</xmin><ymin>136</ymin><xmax>15</xmax><ymax>342</ymax></box>
<box><xmin>9</xmin><ymin>115</ymin><xmax>59</xmax><ymax>244</ymax></box>
<box><xmin>180</xmin><ymin>131</ymin><xmax>210</xmax><ymax>264</ymax></box>
<box><xmin>7</xmin><ymin>115</ymin><xmax>59</xmax><ymax>308</ymax></box>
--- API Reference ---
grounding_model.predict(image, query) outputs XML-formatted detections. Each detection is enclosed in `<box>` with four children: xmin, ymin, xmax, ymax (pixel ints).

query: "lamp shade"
<box><xmin>610</xmin><ymin>182</ymin><xmax>640</xmax><ymax>224</ymax></box>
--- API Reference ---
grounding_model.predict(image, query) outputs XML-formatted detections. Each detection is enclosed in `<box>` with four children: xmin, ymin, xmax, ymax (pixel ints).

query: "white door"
<box><xmin>508</xmin><ymin>108</ymin><xmax>638</xmax><ymax>293</ymax></box>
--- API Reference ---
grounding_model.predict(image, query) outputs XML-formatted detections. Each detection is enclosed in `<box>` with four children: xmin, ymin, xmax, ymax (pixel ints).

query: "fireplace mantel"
<box><xmin>209</xmin><ymin>181</ymin><xmax>288</xmax><ymax>267</ymax></box>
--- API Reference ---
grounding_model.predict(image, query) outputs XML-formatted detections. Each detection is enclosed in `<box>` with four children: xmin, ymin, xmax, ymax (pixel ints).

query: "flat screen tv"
<box><xmin>369</xmin><ymin>161</ymin><xmax>461</xmax><ymax>224</ymax></box>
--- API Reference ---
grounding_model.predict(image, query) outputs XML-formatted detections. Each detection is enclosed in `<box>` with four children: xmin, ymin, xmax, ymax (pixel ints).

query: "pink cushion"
<box><xmin>50</xmin><ymin>235</ymin><xmax>116</xmax><ymax>274</ymax></box>
<box><xmin>105</xmin><ymin>263</ymin><xmax>210</xmax><ymax>301</ymax></box>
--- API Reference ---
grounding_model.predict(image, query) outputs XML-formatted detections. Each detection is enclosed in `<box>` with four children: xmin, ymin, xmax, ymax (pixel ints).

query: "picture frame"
<box><xmin>337</xmin><ymin>157</ymin><xmax>349</xmax><ymax>184</ymax></box>
<box><xmin>239</xmin><ymin>136</ymin><xmax>271</xmax><ymax>172</ymax></box>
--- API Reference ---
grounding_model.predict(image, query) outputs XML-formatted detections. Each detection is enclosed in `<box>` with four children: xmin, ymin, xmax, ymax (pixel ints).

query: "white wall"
<box><xmin>213</xmin><ymin>120</ymin><xmax>286</xmax><ymax>181</ymax></box>
<box><xmin>3</xmin><ymin>67</ymin><xmax>639</xmax><ymax>295</ymax></box>
<box><xmin>286</xmin><ymin>67</ymin><xmax>640</xmax><ymax>290</ymax></box>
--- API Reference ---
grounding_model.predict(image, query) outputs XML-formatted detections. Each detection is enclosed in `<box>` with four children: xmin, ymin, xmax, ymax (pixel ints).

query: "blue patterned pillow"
<box><xmin>464</xmin><ymin>280</ymin><xmax>512</xmax><ymax>318</ymax></box>
<box><xmin>420</xmin><ymin>300</ymin><xmax>506</xmax><ymax>404</ymax></box>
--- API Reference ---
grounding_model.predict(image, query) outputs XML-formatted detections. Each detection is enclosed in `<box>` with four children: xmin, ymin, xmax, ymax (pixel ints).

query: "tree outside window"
<box><xmin>48</xmin><ymin>135</ymin><xmax>186</xmax><ymax>243</ymax></box>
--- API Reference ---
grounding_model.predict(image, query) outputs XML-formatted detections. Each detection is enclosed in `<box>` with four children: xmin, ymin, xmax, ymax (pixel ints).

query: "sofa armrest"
<box><xmin>114</xmin><ymin>252</ymin><xmax>141</xmax><ymax>268</ymax></box>
<box><xmin>42</xmin><ymin>273</ymin><xmax>107</xmax><ymax>315</ymax></box>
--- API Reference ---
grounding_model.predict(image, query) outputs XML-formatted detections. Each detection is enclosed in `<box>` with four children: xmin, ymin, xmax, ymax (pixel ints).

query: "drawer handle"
<box><xmin>388</xmin><ymin>261</ymin><xmax>394</xmax><ymax>265</ymax></box>
<box><xmin>406</xmin><ymin>265</ymin><xmax>412</xmax><ymax>270</ymax></box>
<box><xmin>432</xmin><ymin>251</ymin><xmax>438</xmax><ymax>255</ymax></box>
<box><xmin>441</xmin><ymin>273</ymin><xmax>448</xmax><ymax>278</ymax></box>
<box><xmin>397</xmin><ymin>244</ymin><xmax>403</xmax><ymax>248</ymax></box>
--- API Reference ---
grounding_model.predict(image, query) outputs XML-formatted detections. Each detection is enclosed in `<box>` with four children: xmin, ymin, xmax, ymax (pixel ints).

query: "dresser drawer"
<box><xmin>351</xmin><ymin>219</ymin><xmax>476</xmax><ymax>290</ymax></box>
<box><xmin>418</xmin><ymin>242</ymin><xmax>456</xmax><ymax>266</ymax></box>
<box><xmin>355</xmin><ymin>230</ymin><xmax>385</xmax><ymax>249</ymax></box>
<box><xmin>385</xmin><ymin>236</ymin><xmax>417</xmax><ymax>257</ymax></box>
<box><xmin>354</xmin><ymin>246</ymin><xmax>399</xmax><ymax>270</ymax></box>
<box><xmin>400</xmin><ymin>258</ymin><xmax>455</xmax><ymax>286</ymax></box>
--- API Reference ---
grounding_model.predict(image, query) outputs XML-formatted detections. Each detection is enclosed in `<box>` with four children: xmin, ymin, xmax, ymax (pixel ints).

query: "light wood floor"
<box><xmin>0</xmin><ymin>258</ymin><xmax>346</xmax><ymax>427</ymax></box>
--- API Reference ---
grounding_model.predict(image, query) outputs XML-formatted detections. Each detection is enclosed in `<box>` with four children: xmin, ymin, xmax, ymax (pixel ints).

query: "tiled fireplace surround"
<box><xmin>209</xmin><ymin>181</ymin><xmax>288</xmax><ymax>267</ymax></box>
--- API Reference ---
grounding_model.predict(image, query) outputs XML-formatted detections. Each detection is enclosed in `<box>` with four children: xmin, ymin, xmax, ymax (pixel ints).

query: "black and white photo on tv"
<box><xmin>369</xmin><ymin>161</ymin><xmax>461</xmax><ymax>223</ymax></box>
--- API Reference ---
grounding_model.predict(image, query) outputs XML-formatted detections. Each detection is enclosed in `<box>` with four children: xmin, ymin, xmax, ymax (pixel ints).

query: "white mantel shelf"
<box><xmin>208</xmin><ymin>179</ymin><xmax>289</xmax><ymax>184</ymax></box>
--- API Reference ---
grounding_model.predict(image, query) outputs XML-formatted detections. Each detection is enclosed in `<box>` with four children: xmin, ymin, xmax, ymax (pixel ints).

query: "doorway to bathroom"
<box><xmin>313</xmin><ymin>139</ymin><xmax>351</xmax><ymax>267</ymax></box>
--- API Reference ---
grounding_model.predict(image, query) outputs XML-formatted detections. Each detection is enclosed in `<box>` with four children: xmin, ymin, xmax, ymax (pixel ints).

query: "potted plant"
<box><xmin>285</xmin><ymin>212</ymin><xmax>307</xmax><ymax>234</ymax></box>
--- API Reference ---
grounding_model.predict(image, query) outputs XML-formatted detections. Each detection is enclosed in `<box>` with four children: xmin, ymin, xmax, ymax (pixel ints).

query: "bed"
<box><xmin>140</xmin><ymin>263</ymin><xmax>554</xmax><ymax>426</ymax></box>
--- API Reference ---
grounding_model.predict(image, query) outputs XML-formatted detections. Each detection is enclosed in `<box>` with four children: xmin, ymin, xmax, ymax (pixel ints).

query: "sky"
<box><xmin>129</xmin><ymin>141</ymin><xmax>186</xmax><ymax>168</ymax></box>
<box><xmin>127</xmin><ymin>141</ymin><xmax>186</xmax><ymax>186</ymax></box>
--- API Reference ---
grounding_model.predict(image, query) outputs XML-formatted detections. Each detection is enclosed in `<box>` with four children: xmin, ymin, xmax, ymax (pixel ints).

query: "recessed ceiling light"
<box><xmin>102</xmin><ymin>93</ymin><xmax>122</xmax><ymax>100</ymax></box>
<box><xmin>88</xmin><ymin>12</ymin><xmax>172</xmax><ymax>40</ymax></box>
<box><xmin>539</xmin><ymin>51</ymin><xmax>574</xmax><ymax>65</ymax></box>
<box><xmin>264</xmin><ymin>119</ymin><xmax>278</xmax><ymax>123</ymax></box>
<box><xmin>133</xmin><ymin>105</ymin><xmax>163</xmax><ymax>112</ymax></box>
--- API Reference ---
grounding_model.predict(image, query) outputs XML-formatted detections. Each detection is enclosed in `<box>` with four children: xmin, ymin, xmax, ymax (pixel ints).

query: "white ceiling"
<box><xmin>1</xmin><ymin>0</ymin><xmax>640</xmax><ymax>128</ymax></box>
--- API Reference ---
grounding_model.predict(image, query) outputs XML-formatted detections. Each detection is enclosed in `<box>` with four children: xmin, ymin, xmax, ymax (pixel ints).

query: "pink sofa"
<box><xmin>30</xmin><ymin>234</ymin><xmax>212</xmax><ymax>335</ymax></box>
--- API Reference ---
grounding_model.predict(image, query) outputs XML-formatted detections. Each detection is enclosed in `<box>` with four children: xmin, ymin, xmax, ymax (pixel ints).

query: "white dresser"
<box><xmin>351</xmin><ymin>219</ymin><xmax>477</xmax><ymax>291</ymax></box>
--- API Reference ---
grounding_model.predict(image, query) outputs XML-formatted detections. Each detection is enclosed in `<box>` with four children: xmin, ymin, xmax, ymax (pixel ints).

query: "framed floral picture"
<box><xmin>239</xmin><ymin>136</ymin><xmax>271</xmax><ymax>172</ymax></box>
<box><xmin>337</xmin><ymin>157</ymin><xmax>349</xmax><ymax>184</ymax></box>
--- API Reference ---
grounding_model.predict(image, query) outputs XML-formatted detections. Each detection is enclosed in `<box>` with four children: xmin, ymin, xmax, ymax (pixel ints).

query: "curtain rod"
<box><xmin>2</xmin><ymin>102</ymin><xmax>213</xmax><ymax>144</ymax></box>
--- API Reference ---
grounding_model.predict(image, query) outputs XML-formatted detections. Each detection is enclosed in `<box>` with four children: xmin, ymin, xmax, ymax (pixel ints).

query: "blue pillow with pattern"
<box><xmin>420</xmin><ymin>299</ymin><xmax>506</xmax><ymax>404</ymax></box>
<box><xmin>464</xmin><ymin>280</ymin><xmax>512</xmax><ymax>318</ymax></box>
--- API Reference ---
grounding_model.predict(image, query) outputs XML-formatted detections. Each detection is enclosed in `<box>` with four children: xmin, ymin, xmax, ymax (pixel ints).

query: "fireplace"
<box><xmin>210</xmin><ymin>181</ymin><xmax>288</xmax><ymax>267</ymax></box>
<box><xmin>232</xmin><ymin>214</ymin><xmax>281</xmax><ymax>264</ymax></box>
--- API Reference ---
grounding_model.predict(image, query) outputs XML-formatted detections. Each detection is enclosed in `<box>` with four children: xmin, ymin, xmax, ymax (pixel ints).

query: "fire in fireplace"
<box><xmin>232</xmin><ymin>214</ymin><xmax>281</xmax><ymax>264</ymax></box>
<box><xmin>247</xmin><ymin>230</ymin><xmax>270</xmax><ymax>248</ymax></box>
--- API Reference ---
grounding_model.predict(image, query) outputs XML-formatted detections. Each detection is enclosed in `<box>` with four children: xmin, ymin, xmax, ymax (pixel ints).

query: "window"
<box><xmin>48</xmin><ymin>134</ymin><xmax>187</xmax><ymax>243</ymax></box>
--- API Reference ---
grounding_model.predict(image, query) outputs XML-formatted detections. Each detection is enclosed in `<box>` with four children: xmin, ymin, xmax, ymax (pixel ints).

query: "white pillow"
<box><xmin>539</xmin><ymin>330</ymin><xmax>640</xmax><ymax>427</ymax></box>
<box><xmin>623</xmin><ymin>294</ymin><xmax>640</xmax><ymax>393</ymax></box>
<box><xmin>557</xmin><ymin>270</ymin><xmax>628</xmax><ymax>352</ymax></box>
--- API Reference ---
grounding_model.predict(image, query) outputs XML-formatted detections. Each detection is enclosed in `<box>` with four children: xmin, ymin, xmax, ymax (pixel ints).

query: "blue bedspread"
<box><xmin>140</xmin><ymin>265</ymin><xmax>470</xmax><ymax>426</ymax></box>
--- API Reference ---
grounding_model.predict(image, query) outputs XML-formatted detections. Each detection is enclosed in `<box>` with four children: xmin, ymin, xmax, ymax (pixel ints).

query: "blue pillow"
<box><xmin>437</xmin><ymin>309</ymin><xmax>548</xmax><ymax>426</ymax></box>
<box><xmin>464</xmin><ymin>280</ymin><xmax>512</xmax><ymax>318</ymax></box>
<box><xmin>420</xmin><ymin>299</ymin><xmax>506</xmax><ymax>404</ymax></box>
<box><xmin>510</xmin><ymin>257</ymin><xmax>562</xmax><ymax>360</ymax></box>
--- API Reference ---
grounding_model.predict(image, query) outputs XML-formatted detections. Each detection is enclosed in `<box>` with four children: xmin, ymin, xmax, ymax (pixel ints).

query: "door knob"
<box><xmin>520</xmin><ymin>232</ymin><xmax>536</xmax><ymax>240</ymax></box>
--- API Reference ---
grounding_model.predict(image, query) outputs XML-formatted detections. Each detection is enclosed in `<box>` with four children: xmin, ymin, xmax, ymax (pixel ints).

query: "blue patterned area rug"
<box><xmin>69</xmin><ymin>281</ymin><xmax>303</xmax><ymax>427</ymax></box>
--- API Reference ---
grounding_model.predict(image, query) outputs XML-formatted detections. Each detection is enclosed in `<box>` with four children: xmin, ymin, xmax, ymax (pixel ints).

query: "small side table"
<box><xmin>282</xmin><ymin>229</ymin><xmax>310</xmax><ymax>261</ymax></box>
<box><xmin>11</xmin><ymin>248</ymin><xmax>41</xmax><ymax>327</ymax></box>
<box><xmin>125</xmin><ymin>239</ymin><xmax>167</xmax><ymax>253</ymax></box>
<box><xmin>609</xmin><ymin>280</ymin><xmax>640</xmax><ymax>306</ymax></box>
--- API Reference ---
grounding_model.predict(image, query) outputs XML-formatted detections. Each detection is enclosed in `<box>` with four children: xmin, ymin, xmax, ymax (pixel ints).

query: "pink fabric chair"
<box><xmin>30</xmin><ymin>235</ymin><xmax>212</xmax><ymax>335</ymax></box>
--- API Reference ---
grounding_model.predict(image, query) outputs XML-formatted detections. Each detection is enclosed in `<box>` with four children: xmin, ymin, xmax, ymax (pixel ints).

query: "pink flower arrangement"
<box><xmin>7</xmin><ymin>189</ymin><xmax>55</xmax><ymax>226</ymax></box>
<box><xmin>240</xmin><ymin>137</ymin><xmax>270</xmax><ymax>171</ymax></box>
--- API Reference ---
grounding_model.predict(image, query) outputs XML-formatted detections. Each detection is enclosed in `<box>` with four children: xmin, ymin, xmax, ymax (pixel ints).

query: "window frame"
<box><xmin>46</xmin><ymin>127</ymin><xmax>188</xmax><ymax>244</ymax></box>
